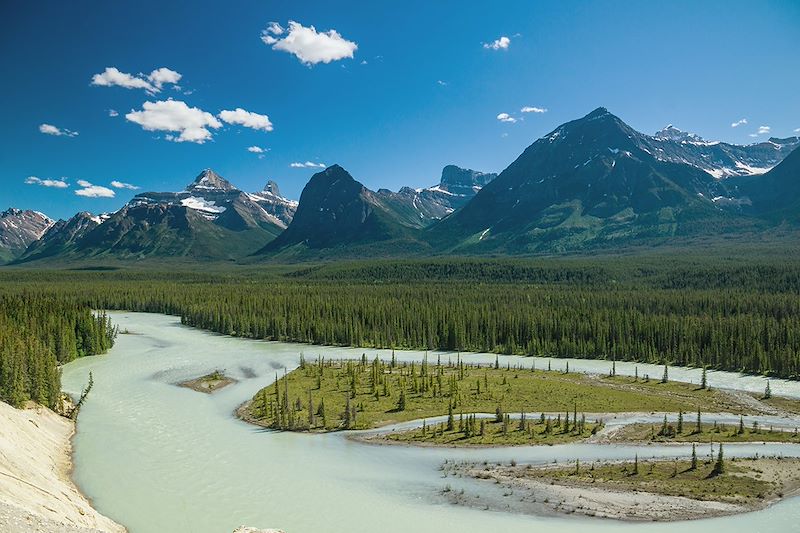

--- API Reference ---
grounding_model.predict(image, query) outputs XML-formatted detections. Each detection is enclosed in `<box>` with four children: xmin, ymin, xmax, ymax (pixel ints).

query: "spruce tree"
<box><xmin>764</xmin><ymin>380</ymin><xmax>772</xmax><ymax>399</ymax></box>
<box><xmin>690</xmin><ymin>443</ymin><xmax>698</xmax><ymax>470</ymax></box>
<box><xmin>661</xmin><ymin>364</ymin><xmax>669</xmax><ymax>384</ymax></box>
<box><xmin>700</xmin><ymin>367</ymin><xmax>707</xmax><ymax>389</ymax></box>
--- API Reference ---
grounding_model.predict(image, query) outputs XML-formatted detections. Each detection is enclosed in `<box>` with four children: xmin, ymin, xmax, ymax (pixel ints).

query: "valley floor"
<box><xmin>0</xmin><ymin>401</ymin><xmax>125</xmax><ymax>533</ymax></box>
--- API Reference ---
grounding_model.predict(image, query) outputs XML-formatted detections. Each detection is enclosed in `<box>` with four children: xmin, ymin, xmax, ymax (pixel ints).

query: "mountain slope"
<box><xmin>0</xmin><ymin>208</ymin><xmax>52</xmax><ymax>263</ymax></box>
<box><xmin>730</xmin><ymin>146</ymin><xmax>800</xmax><ymax>222</ymax></box>
<box><xmin>430</xmin><ymin>107</ymin><xmax>752</xmax><ymax>253</ymax></box>
<box><xmin>259</xmin><ymin>165</ymin><xmax>420</xmax><ymax>254</ymax></box>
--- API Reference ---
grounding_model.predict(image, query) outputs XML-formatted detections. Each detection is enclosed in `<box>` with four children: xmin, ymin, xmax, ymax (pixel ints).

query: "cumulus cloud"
<box><xmin>290</xmin><ymin>161</ymin><xmax>326</xmax><ymax>168</ymax></box>
<box><xmin>795</xmin><ymin>128</ymin><xmax>800</xmax><ymax>133</ymax></box>
<box><xmin>108</xmin><ymin>109</ymin><xmax>119</xmax><ymax>117</ymax></box>
<box><xmin>126</xmin><ymin>99</ymin><xmax>222</xmax><ymax>143</ymax></box>
<box><xmin>39</xmin><ymin>123</ymin><xmax>78</xmax><ymax>137</ymax></box>
<box><xmin>483</xmin><ymin>36</ymin><xmax>510</xmax><ymax>50</ymax></box>
<box><xmin>110</xmin><ymin>180</ymin><xmax>139</xmax><ymax>190</ymax></box>
<box><xmin>521</xmin><ymin>106</ymin><xmax>547</xmax><ymax>114</ymax></box>
<box><xmin>731</xmin><ymin>118</ymin><xmax>747</xmax><ymax>128</ymax></box>
<box><xmin>75</xmin><ymin>180</ymin><xmax>115</xmax><ymax>198</ymax></box>
<box><xmin>91</xmin><ymin>67</ymin><xmax>182</xmax><ymax>94</ymax></box>
<box><xmin>247</xmin><ymin>146</ymin><xmax>267</xmax><ymax>153</ymax></box>
<box><xmin>25</xmin><ymin>176</ymin><xmax>69</xmax><ymax>188</ymax></box>
<box><xmin>496</xmin><ymin>113</ymin><xmax>517</xmax><ymax>123</ymax></box>
<box><xmin>219</xmin><ymin>108</ymin><xmax>273</xmax><ymax>132</ymax></box>
<box><xmin>261</xmin><ymin>20</ymin><xmax>357</xmax><ymax>65</ymax></box>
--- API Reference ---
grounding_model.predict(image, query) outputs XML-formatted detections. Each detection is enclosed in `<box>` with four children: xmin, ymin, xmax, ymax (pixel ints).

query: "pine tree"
<box><xmin>696</xmin><ymin>409</ymin><xmax>702</xmax><ymax>433</ymax></box>
<box><xmin>738</xmin><ymin>415</ymin><xmax>745</xmax><ymax>435</ymax></box>
<box><xmin>677</xmin><ymin>410</ymin><xmax>683</xmax><ymax>434</ymax></box>
<box><xmin>700</xmin><ymin>367</ymin><xmax>707</xmax><ymax>389</ymax></box>
<box><xmin>633</xmin><ymin>454</ymin><xmax>639</xmax><ymax>475</ymax></box>
<box><xmin>397</xmin><ymin>390</ymin><xmax>406</xmax><ymax>411</ymax></box>
<box><xmin>661</xmin><ymin>364</ymin><xmax>669</xmax><ymax>384</ymax></box>
<box><xmin>712</xmin><ymin>443</ymin><xmax>725</xmax><ymax>476</ymax></box>
<box><xmin>764</xmin><ymin>380</ymin><xmax>772</xmax><ymax>399</ymax></box>
<box><xmin>690</xmin><ymin>443</ymin><xmax>698</xmax><ymax>470</ymax></box>
<box><xmin>447</xmin><ymin>402</ymin><xmax>455</xmax><ymax>431</ymax></box>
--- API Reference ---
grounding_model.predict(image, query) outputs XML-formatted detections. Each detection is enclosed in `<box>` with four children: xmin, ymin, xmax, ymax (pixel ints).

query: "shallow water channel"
<box><xmin>62</xmin><ymin>312</ymin><xmax>800</xmax><ymax>533</ymax></box>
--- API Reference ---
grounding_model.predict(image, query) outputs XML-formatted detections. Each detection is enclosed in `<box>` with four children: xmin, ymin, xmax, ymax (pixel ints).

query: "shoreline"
<box><xmin>0</xmin><ymin>401</ymin><xmax>126</xmax><ymax>533</ymax></box>
<box><xmin>448</xmin><ymin>457</ymin><xmax>800</xmax><ymax>522</ymax></box>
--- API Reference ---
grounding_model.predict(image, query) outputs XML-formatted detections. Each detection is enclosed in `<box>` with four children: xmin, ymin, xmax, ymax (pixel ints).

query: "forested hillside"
<box><xmin>0</xmin><ymin>294</ymin><xmax>116</xmax><ymax>408</ymax></box>
<box><xmin>2</xmin><ymin>255</ymin><xmax>799</xmax><ymax>381</ymax></box>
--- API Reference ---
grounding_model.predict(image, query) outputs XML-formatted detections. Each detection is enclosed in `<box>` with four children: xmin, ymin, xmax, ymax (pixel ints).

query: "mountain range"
<box><xmin>4</xmin><ymin>107</ymin><xmax>799</xmax><ymax>264</ymax></box>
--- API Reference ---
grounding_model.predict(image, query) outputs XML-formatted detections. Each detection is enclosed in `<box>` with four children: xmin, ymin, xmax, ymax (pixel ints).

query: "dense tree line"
<box><xmin>1</xmin><ymin>254</ymin><xmax>799</xmax><ymax>397</ymax></box>
<box><xmin>0</xmin><ymin>293</ymin><xmax>115</xmax><ymax>408</ymax></box>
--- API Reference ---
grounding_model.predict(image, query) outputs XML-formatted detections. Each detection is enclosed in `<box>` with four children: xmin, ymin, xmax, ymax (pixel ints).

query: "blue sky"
<box><xmin>2</xmin><ymin>0</ymin><xmax>799</xmax><ymax>219</ymax></box>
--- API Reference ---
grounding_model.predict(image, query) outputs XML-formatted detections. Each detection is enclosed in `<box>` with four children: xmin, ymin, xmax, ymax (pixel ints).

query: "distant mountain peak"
<box><xmin>262</xmin><ymin>180</ymin><xmax>281</xmax><ymax>197</ymax></box>
<box><xmin>187</xmin><ymin>169</ymin><xmax>237</xmax><ymax>192</ymax></box>
<box><xmin>438</xmin><ymin>165</ymin><xmax>497</xmax><ymax>194</ymax></box>
<box><xmin>654</xmin><ymin>124</ymin><xmax>705</xmax><ymax>143</ymax></box>
<box><xmin>585</xmin><ymin>107</ymin><xmax>610</xmax><ymax>119</ymax></box>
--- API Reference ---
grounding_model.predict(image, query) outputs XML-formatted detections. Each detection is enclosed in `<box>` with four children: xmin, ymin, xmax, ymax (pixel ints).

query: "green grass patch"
<box><xmin>513</xmin><ymin>456</ymin><xmax>786</xmax><ymax>504</ymax></box>
<box><xmin>242</xmin><ymin>356</ymin><xmax>747</xmax><ymax>432</ymax></box>
<box><xmin>385</xmin><ymin>416</ymin><xmax>602</xmax><ymax>447</ymax></box>
<box><xmin>614</xmin><ymin>419</ymin><xmax>800</xmax><ymax>443</ymax></box>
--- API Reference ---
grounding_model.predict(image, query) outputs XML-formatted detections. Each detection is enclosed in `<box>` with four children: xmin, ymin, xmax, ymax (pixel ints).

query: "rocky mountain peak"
<box><xmin>262</xmin><ymin>180</ymin><xmax>282</xmax><ymax>197</ymax></box>
<box><xmin>186</xmin><ymin>169</ymin><xmax>238</xmax><ymax>192</ymax></box>
<box><xmin>653</xmin><ymin>124</ymin><xmax>704</xmax><ymax>143</ymax></box>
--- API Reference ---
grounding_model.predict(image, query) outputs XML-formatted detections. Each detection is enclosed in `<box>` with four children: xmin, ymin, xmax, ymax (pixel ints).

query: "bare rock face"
<box><xmin>232</xmin><ymin>527</ymin><xmax>286</xmax><ymax>533</ymax></box>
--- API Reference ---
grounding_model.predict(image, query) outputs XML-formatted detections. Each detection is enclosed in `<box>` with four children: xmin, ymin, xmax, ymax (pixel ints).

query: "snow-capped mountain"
<box><xmin>0</xmin><ymin>208</ymin><xmax>53</xmax><ymax>262</ymax></box>
<box><xmin>17</xmin><ymin>212</ymin><xmax>101</xmax><ymax>263</ymax></box>
<box><xmin>246</xmin><ymin>180</ymin><xmax>298</xmax><ymax>227</ymax></box>
<box><xmin>646</xmin><ymin>126</ymin><xmax>798</xmax><ymax>179</ymax></box>
<box><xmin>129</xmin><ymin>169</ymin><xmax>297</xmax><ymax>229</ymax></box>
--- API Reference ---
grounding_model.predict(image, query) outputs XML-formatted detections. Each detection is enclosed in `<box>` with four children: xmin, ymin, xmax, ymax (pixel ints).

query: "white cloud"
<box><xmin>147</xmin><ymin>67</ymin><xmax>182</xmax><ymax>90</ymax></box>
<box><xmin>483</xmin><ymin>36</ymin><xmax>510</xmax><ymax>50</ymax></box>
<box><xmin>730</xmin><ymin>118</ymin><xmax>747</xmax><ymax>128</ymax></box>
<box><xmin>496</xmin><ymin>113</ymin><xmax>517</xmax><ymax>123</ymax></box>
<box><xmin>25</xmin><ymin>176</ymin><xmax>68</xmax><ymax>188</ymax></box>
<box><xmin>521</xmin><ymin>106</ymin><xmax>547</xmax><ymax>114</ymax></box>
<box><xmin>108</xmin><ymin>109</ymin><xmax>119</xmax><ymax>117</ymax></box>
<box><xmin>261</xmin><ymin>20</ymin><xmax>357</xmax><ymax>65</ymax></box>
<box><xmin>437</xmin><ymin>80</ymin><xmax>448</xmax><ymax>86</ymax></box>
<box><xmin>126</xmin><ymin>99</ymin><xmax>222</xmax><ymax>143</ymax></box>
<box><xmin>110</xmin><ymin>180</ymin><xmax>139</xmax><ymax>190</ymax></box>
<box><xmin>91</xmin><ymin>66</ymin><xmax>182</xmax><ymax>94</ymax></box>
<box><xmin>757</xmin><ymin>125</ymin><xmax>771</xmax><ymax>135</ymax></box>
<box><xmin>247</xmin><ymin>146</ymin><xmax>267</xmax><ymax>153</ymax></box>
<box><xmin>290</xmin><ymin>161</ymin><xmax>326</xmax><ymax>168</ymax></box>
<box><xmin>75</xmin><ymin>180</ymin><xmax>115</xmax><ymax>198</ymax></box>
<box><xmin>219</xmin><ymin>108</ymin><xmax>273</xmax><ymax>132</ymax></box>
<box><xmin>795</xmin><ymin>128</ymin><xmax>800</xmax><ymax>133</ymax></box>
<box><xmin>39</xmin><ymin>123</ymin><xmax>78</xmax><ymax>137</ymax></box>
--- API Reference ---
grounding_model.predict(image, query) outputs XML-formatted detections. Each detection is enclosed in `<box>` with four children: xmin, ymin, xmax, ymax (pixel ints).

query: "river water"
<box><xmin>61</xmin><ymin>312</ymin><xmax>800</xmax><ymax>533</ymax></box>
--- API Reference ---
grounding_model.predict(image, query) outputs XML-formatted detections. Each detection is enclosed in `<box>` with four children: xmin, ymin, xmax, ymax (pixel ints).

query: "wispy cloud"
<box><xmin>126</xmin><ymin>99</ymin><xmax>222</xmax><ymax>143</ymax></box>
<box><xmin>436</xmin><ymin>80</ymin><xmax>448</xmax><ymax>87</ymax></box>
<box><xmin>290</xmin><ymin>161</ymin><xmax>326</xmax><ymax>168</ymax></box>
<box><xmin>483</xmin><ymin>36</ymin><xmax>510</xmax><ymax>50</ymax></box>
<box><xmin>795</xmin><ymin>128</ymin><xmax>800</xmax><ymax>133</ymax></box>
<box><xmin>730</xmin><ymin>118</ymin><xmax>747</xmax><ymax>128</ymax></box>
<box><xmin>749</xmin><ymin>125</ymin><xmax>771</xmax><ymax>138</ymax></box>
<box><xmin>108</xmin><ymin>109</ymin><xmax>119</xmax><ymax>117</ymax></box>
<box><xmin>496</xmin><ymin>112</ymin><xmax>517</xmax><ymax>123</ymax></box>
<box><xmin>110</xmin><ymin>180</ymin><xmax>139</xmax><ymax>190</ymax></box>
<box><xmin>247</xmin><ymin>146</ymin><xmax>267</xmax><ymax>153</ymax></box>
<box><xmin>219</xmin><ymin>108</ymin><xmax>273</xmax><ymax>132</ymax></box>
<box><xmin>91</xmin><ymin>67</ymin><xmax>182</xmax><ymax>94</ymax></box>
<box><xmin>39</xmin><ymin>123</ymin><xmax>78</xmax><ymax>137</ymax></box>
<box><xmin>261</xmin><ymin>21</ymin><xmax>357</xmax><ymax>65</ymax></box>
<box><xmin>75</xmin><ymin>180</ymin><xmax>115</xmax><ymax>198</ymax></box>
<box><xmin>25</xmin><ymin>176</ymin><xmax>68</xmax><ymax>188</ymax></box>
<box><xmin>521</xmin><ymin>106</ymin><xmax>547</xmax><ymax>114</ymax></box>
